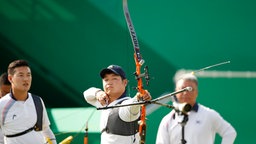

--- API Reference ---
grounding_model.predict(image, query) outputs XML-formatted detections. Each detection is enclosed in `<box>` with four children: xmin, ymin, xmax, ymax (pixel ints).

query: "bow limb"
<box><xmin>123</xmin><ymin>0</ymin><xmax>147</xmax><ymax>143</ymax></box>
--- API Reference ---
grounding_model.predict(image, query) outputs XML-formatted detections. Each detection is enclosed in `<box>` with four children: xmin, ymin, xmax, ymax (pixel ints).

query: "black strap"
<box><xmin>4</xmin><ymin>94</ymin><xmax>43</xmax><ymax>138</ymax></box>
<box><xmin>32</xmin><ymin>94</ymin><xmax>43</xmax><ymax>131</ymax></box>
<box><xmin>5</xmin><ymin>127</ymin><xmax>34</xmax><ymax>138</ymax></box>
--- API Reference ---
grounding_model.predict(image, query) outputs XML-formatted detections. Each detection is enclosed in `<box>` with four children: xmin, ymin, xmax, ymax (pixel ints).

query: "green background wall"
<box><xmin>0</xmin><ymin>0</ymin><xmax>255</xmax><ymax>143</ymax></box>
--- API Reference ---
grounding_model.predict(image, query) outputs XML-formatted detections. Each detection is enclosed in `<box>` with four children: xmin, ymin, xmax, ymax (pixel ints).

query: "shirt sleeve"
<box><xmin>42</xmin><ymin>127</ymin><xmax>57</xmax><ymax>144</ymax></box>
<box><xmin>211</xmin><ymin>110</ymin><xmax>237</xmax><ymax>144</ymax></box>
<box><xmin>156</xmin><ymin>112</ymin><xmax>173</xmax><ymax>144</ymax></box>
<box><xmin>41</xmin><ymin>99</ymin><xmax>50</xmax><ymax>127</ymax></box>
<box><xmin>119</xmin><ymin>97</ymin><xmax>141</xmax><ymax>122</ymax></box>
<box><xmin>41</xmin><ymin>100</ymin><xmax>57</xmax><ymax>144</ymax></box>
<box><xmin>83</xmin><ymin>87</ymin><xmax>102</xmax><ymax>107</ymax></box>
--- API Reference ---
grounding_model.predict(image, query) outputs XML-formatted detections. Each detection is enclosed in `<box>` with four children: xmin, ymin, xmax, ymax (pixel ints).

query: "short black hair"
<box><xmin>8</xmin><ymin>59</ymin><xmax>30</xmax><ymax>75</ymax></box>
<box><xmin>0</xmin><ymin>72</ymin><xmax>11</xmax><ymax>86</ymax></box>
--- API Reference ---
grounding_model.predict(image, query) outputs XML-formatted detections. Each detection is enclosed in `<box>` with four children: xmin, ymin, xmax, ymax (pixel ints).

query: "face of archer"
<box><xmin>9</xmin><ymin>66</ymin><xmax>32</xmax><ymax>92</ymax></box>
<box><xmin>102</xmin><ymin>73</ymin><xmax>127</xmax><ymax>100</ymax></box>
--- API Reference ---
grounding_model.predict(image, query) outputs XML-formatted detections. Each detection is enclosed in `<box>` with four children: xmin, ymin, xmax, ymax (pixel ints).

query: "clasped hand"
<box><xmin>136</xmin><ymin>90</ymin><xmax>151</xmax><ymax>101</ymax></box>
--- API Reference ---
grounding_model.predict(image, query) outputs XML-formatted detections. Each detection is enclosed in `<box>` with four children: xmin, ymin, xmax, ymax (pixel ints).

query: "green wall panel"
<box><xmin>1</xmin><ymin>0</ymin><xmax>256</xmax><ymax>143</ymax></box>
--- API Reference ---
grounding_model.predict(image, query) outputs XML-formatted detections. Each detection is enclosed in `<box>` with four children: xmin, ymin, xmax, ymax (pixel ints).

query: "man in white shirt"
<box><xmin>0</xmin><ymin>72</ymin><xmax>11</xmax><ymax>98</ymax></box>
<box><xmin>83</xmin><ymin>64</ymin><xmax>151</xmax><ymax>144</ymax></box>
<box><xmin>156</xmin><ymin>73</ymin><xmax>237</xmax><ymax>144</ymax></box>
<box><xmin>0</xmin><ymin>72</ymin><xmax>11</xmax><ymax>144</ymax></box>
<box><xmin>0</xmin><ymin>59</ymin><xmax>57</xmax><ymax>144</ymax></box>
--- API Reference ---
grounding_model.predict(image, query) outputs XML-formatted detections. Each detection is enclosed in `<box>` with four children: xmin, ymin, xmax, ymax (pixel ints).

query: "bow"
<box><xmin>123</xmin><ymin>0</ymin><xmax>150</xmax><ymax>143</ymax></box>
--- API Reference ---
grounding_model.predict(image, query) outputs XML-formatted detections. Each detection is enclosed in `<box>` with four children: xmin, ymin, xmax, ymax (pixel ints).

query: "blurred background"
<box><xmin>0</xmin><ymin>0</ymin><xmax>255</xmax><ymax>143</ymax></box>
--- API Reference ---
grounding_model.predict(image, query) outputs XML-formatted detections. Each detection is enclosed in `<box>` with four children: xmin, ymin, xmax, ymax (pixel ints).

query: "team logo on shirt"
<box><xmin>196</xmin><ymin>120</ymin><xmax>201</xmax><ymax>124</ymax></box>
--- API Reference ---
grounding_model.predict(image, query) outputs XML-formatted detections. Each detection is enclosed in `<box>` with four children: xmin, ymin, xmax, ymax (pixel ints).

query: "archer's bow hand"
<box><xmin>136</xmin><ymin>90</ymin><xmax>152</xmax><ymax>101</ymax></box>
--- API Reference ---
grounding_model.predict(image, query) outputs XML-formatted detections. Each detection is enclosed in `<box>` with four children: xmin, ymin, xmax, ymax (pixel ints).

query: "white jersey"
<box><xmin>156</xmin><ymin>103</ymin><xmax>237</xmax><ymax>144</ymax></box>
<box><xmin>0</xmin><ymin>129</ymin><xmax>4</xmax><ymax>144</ymax></box>
<box><xmin>0</xmin><ymin>93</ymin><xmax>54</xmax><ymax>144</ymax></box>
<box><xmin>84</xmin><ymin>87</ymin><xmax>141</xmax><ymax>144</ymax></box>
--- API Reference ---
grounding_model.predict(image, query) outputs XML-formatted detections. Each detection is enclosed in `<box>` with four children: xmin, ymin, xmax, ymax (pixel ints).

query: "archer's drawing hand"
<box><xmin>95</xmin><ymin>90</ymin><xmax>110</xmax><ymax>106</ymax></box>
<box><xmin>136</xmin><ymin>90</ymin><xmax>151</xmax><ymax>101</ymax></box>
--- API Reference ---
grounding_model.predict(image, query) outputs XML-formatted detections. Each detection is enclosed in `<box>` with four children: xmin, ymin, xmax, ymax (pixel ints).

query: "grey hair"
<box><xmin>175</xmin><ymin>73</ymin><xmax>198</xmax><ymax>86</ymax></box>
